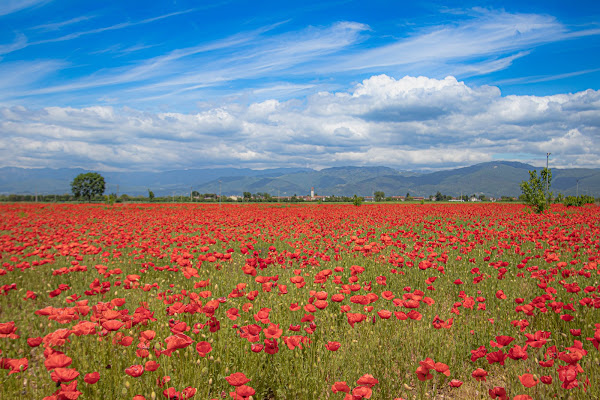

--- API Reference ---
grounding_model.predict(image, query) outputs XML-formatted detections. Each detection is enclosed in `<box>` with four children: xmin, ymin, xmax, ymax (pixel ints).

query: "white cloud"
<box><xmin>328</xmin><ymin>10</ymin><xmax>569</xmax><ymax>73</ymax></box>
<box><xmin>0</xmin><ymin>33</ymin><xmax>27</xmax><ymax>55</ymax></box>
<box><xmin>2</xmin><ymin>9</ymin><xmax>598</xmax><ymax>109</ymax></box>
<box><xmin>0</xmin><ymin>0</ymin><xmax>50</xmax><ymax>16</ymax></box>
<box><xmin>0</xmin><ymin>75</ymin><xmax>599</xmax><ymax>171</ymax></box>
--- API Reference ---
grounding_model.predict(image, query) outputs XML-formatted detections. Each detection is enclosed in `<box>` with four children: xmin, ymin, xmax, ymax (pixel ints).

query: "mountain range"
<box><xmin>1</xmin><ymin>162</ymin><xmax>599</xmax><ymax>198</ymax></box>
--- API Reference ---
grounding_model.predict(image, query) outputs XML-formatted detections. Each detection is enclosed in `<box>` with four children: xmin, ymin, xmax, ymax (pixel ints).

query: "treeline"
<box><xmin>1</xmin><ymin>192</ymin><xmax>596</xmax><ymax>205</ymax></box>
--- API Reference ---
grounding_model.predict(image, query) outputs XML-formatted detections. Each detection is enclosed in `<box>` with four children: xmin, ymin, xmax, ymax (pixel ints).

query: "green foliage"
<box><xmin>519</xmin><ymin>168</ymin><xmax>552</xmax><ymax>213</ymax></box>
<box><xmin>555</xmin><ymin>193</ymin><xmax>564</xmax><ymax>204</ymax></box>
<box><xmin>105</xmin><ymin>193</ymin><xmax>117</xmax><ymax>205</ymax></box>
<box><xmin>434</xmin><ymin>191</ymin><xmax>454</xmax><ymax>201</ymax></box>
<box><xmin>352</xmin><ymin>194</ymin><xmax>363</xmax><ymax>206</ymax></box>
<box><xmin>374</xmin><ymin>191</ymin><xmax>385</xmax><ymax>202</ymax></box>
<box><xmin>563</xmin><ymin>195</ymin><xmax>596</xmax><ymax>207</ymax></box>
<box><xmin>148</xmin><ymin>189</ymin><xmax>155</xmax><ymax>201</ymax></box>
<box><xmin>71</xmin><ymin>172</ymin><xmax>105</xmax><ymax>202</ymax></box>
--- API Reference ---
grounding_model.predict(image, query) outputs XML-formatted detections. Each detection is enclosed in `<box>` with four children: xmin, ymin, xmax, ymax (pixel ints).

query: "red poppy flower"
<box><xmin>394</xmin><ymin>311</ymin><xmax>408</xmax><ymax>320</ymax></box>
<box><xmin>226</xmin><ymin>372</ymin><xmax>251</xmax><ymax>386</ymax></box>
<box><xmin>44</xmin><ymin>353</ymin><xmax>73</xmax><ymax>370</ymax></box>
<box><xmin>486</xmin><ymin>350</ymin><xmax>508</xmax><ymax>366</ymax></box>
<box><xmin>226</xmin><ymin>308</ymin><xmax>240</xmax><ymax>320</ymax></box>
<box><xmin>264</xmin><ymin>338</ymin><xmax>279</xmax><ymax>354</ymax></box>
<box><xmin>434</xmin><ymin>362</ymin><xmax>450</xmax><ymax>376</ymax></box>
<box><xmin>331</xmin><ymin>381</ymin><xmax>350</xmax><ymax>393</ymax></box>
<box><xmin>470</xmin><ymin>346</ymin><xmax>487</xmax><ymax>362</ymax></box>
<box><xmin>27</xmin><ymin>337</ymin><xmax>43</xmax><ymax>347</ymax></box>
<box><xmin>50</xmin><ymin>367</ymin><xmax>80</xmax><ymax>383</ymax></box>
<box><xmin>263</xmin><ymin>324</ymin><xmax>283</xmax><ymax>339</ymax></box>
<box><xmin>490</xmin><ymin>335</ymin><xmax>515</xmax><ymax>348</ymax></box>
<box><xmin>416</xmin><ymin>366</ymin><xmax>433</xmax><ymax>381</ymax></box>
<box><xmin>231</xmin><ymin>384</ymin><xmax>255</xmax><ymax>398</ymax></box>
<box><xmin>125</xmin><ymin>365</ymin><xmax>144</xmax><ymax>378</ymax></box>
<box><xmin>57</xmin><ymin>380</ymin><xmax>82</xmax><ymax>399</ymax></box>
<box><xmin>163</xmin><ymin>333</ymin><xmax>193</xmax><ymax>356</ymax></box>
<box><xmin>347</xmin><ymin>313</ymin><xmax>366</xmax><ymax>328</ymax></box>
<box><xmin>539</xmin><ymin>359</ymin><xmax>554</xmax><ymax>367</ymax></box>
<box><xmin>381</xmin><ymin>291</ymin><xmax>394</xmax><ymax>300</ymax></box>
<box><xmin>449</xmin><ymin>379</ymin><xmax>463</xmax><ymax>388</ymax></box>
<box><xmin>102</xmin><ymin>320</ymin><xmax>124</xmax><ymax>332</ymax></box>
<box><xmin>325</xmin><ymin>341</ymin><xmax>341</xmax><ymax>351</ymax></box>
<box><xmin>356</xmin><ymin>374</ymin><xmax>378</xmax><ymax>388</ymax></box>
<box><xmin>519</xmin><ymin>373</ymin><xmax>538</xmax><ymax>388</ymax></box>
<box><xmin>145</xmin><ymin>360</ymin><xmax>160</xmax><ymax>371</ymax></box>
<box><xmin>196</xmin><ymin>341</ymin><xmax>212</xmax><ymax>357</ymax></box>
<box><xmin>163</xmin><ymin>387</ymin><xmax>180</xmax><ymax>399</ymax></box>
<box><xmin>472</xmin><ymin>368</ymin><xmax>488</xmax><ymax>382</ymax></box>
<box><xmin>182</xmin><ymin>387</ymin><xmax>197</xmax><ymax>399</ymax></box>
<box><xmin>407</xmin><ymin>310</ymin><xmax>422</xmax><ymax>320</ymax></box>
<box><xmin>352</xmin><ymin>386</ymin><xmax>372</xmax><ymax>399</ymax></box>
<box><xmin>0</xmin><ymin>321</ymin><xmax>19</xmax><ymax>339</ymax></box>
<box><xmin>488</xmin><ymin>386</ymin><xmax>507</xmax><ymax>400</ymax></box>
<box><xmin>331</xmin><ymin>294</ymin><xmax>345</xmax><ymax>302</ymax></box>
<box><xmin>250</xmin><ymin>344</ymin><xmax>263</xmax><ymax>353</ymax></box>
<box><xmin>84</xmin><ymin>371</ymin><xmax>100</xmax><ymax>384</ymax></box>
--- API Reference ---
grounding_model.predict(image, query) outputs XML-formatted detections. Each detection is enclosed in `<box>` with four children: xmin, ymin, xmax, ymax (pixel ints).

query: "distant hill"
<box><xmin>1</xmin><ymin>162</ymin><xmax>599</xmax><ymax>198</ymax></box>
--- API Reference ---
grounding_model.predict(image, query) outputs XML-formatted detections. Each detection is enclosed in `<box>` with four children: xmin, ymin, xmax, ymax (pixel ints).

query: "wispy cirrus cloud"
<box><xmin>1</xmin><ymin>8</ymin><xmax>599</xmax><ymax>110</ymax></box>
<box><xmin>494</xmin><ymin>67</ymin><xmax>600</xmax><ymax>85</ymax></box>
<box><xmin>0</xmin><ymin>8</ymin><xmax>196</xmax><ymax>59</ymax></box>
<box><xmin>7</xmin><ymin>21</ymin><xmax>369</xmax><ymax>103</ymax></box>
<box><xmin>318</xmin><ymin>9</ymin><xmax>592</xmax><ymax>75</ymax></box>
<box><xmin>31</xmin><ymin>16</ymin><xmax>94</xmax><ymax>31</ymax></box>
<box><xmin>0</xmin><ymin>0</ymin><xmax>51</xmax><ymax>16</ymax></box>
<box><xmin>30</xmin><ymin>9</ymin><xmax>197</xmax><ymax>46</ymax></box>
<box><xmin>0</xmin><ymin>33</ymin><xmax>27</xmax><ymax>55</ymax></box>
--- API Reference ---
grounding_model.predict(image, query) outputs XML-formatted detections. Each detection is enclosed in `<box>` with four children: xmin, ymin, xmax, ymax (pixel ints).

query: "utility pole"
<box><xmin>546</xmin><ymin>152</ymin><xmax>551</xmax><ymax>198</ymax></box>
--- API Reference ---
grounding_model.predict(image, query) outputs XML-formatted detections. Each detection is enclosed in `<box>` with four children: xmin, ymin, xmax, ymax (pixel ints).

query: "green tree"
<box><xmin>374</xmin><ymin>191</ymin><xmax>385</xmax><ymax>202</ymax></box>
<box><xmin>71</xmin><ymin>172</ymin><xmax>105</xmax><ymax>202</ymax></box>
<box><xmin>352</xmin><ymin>195</ymin><xmax>363</xmax><ymax>206</ymax></box>
<box><xmin>520</xmin><ymin>168</ymin><xmax>552</xmax><ymax>213</ymax></box>
<box><xmin>148</xmin><ymin>189</ymin><xmax>155</xmax><ymax>201</ymax></box>
<box><xmin>243</xmin><ymin>192</ymin><xmax>252</xmax><ymax>201</ymax></box>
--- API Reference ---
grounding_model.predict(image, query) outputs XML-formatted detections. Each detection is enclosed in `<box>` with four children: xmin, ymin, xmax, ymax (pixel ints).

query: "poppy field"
<box><xmin>1</xmin><ymin>202</ymin><xmax>599</xmax><ymax>400</ymax></box>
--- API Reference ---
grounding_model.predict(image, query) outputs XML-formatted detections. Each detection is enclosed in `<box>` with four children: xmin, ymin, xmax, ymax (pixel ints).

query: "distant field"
<box><xmin>1</xmin><ymin>203</ymin><xmax>599</xmax><ymax>400</ymax></box>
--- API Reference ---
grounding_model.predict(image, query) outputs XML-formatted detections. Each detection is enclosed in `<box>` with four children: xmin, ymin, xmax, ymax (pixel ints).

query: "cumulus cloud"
<box><xmin>0</xmin><ymin>75</ymin><xmax>599</xmax><ymax>171</ymax></box>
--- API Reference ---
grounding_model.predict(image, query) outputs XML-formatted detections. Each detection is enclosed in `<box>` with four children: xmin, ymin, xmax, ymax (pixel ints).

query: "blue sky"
<box><xmin>0</xmin><ymin>0</ymin><xmax>599</xmax><ymax>172</ymax></box>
